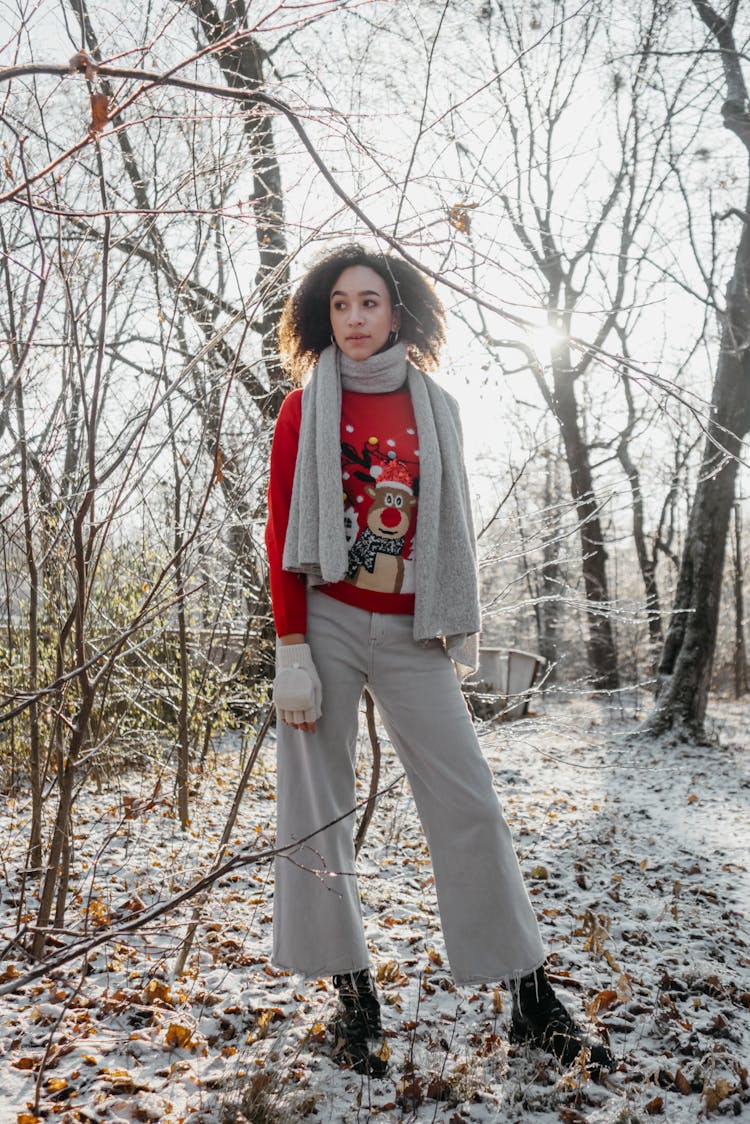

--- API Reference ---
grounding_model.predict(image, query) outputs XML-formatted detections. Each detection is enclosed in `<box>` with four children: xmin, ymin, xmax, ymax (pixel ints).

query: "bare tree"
<box><xmin>644</xmin><ymin>0</ymin><xmax>750</xmax><ymax>738</ymax></box>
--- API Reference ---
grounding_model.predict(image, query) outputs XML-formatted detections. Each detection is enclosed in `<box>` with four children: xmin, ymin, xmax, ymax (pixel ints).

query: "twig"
<box><xmin>354</xmin><ymin>690</ymin><xmax>381</xmax><ymax>858</ymax></box>
<box><xmin>173</xmin><ymin>704</ymin><xmax>274</xmax><ymax>976</ymax></box>
<box><xmin>0</xmin><ymin>773</ymin><xmax>404</xmax><ymax>998</ymax></box>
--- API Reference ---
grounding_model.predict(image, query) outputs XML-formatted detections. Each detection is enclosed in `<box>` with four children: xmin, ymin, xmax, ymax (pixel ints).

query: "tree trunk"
<box><xmin>537</xmin><ymin>451</ymin><xmax>564</xmax><ymax>684</ymax></box>
<box><xmin>731</xmin><ymin>502</ymin><xmax>748</xmax><ymax>697</ymax></box>
<box><xmin>643</xmin><ymin>2</ymin><xmax>750</xmax><ymax>739</ymax></box>
<box><xmin>552</xmin><ymin>346</ymin><xmax>620</xmax><ymax>691</ymax></box>
<box><xmin>189</xmin><ymin>0</ymin><xmax>289</xmax><ymax>407</ymax></box>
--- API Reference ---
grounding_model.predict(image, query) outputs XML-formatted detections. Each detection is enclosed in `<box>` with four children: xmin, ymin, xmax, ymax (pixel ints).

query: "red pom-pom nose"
<box><xmin>380</xmin><ymin>506</ymin><xmax>401</xmax><ymax>528</ymax></box>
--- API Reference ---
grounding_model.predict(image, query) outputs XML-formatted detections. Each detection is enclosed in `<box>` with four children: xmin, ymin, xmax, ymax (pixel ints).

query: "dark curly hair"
<box><xmin>278</xmin><ymin>243</ymin><xmax>446</xmax><ymax>383</ymax></box>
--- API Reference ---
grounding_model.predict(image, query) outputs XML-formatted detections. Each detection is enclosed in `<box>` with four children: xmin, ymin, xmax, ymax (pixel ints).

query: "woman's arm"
<box><xmin>265</xmin><ymin>390</ymin><xmax>307</xmax><ymax>638</ymax></box>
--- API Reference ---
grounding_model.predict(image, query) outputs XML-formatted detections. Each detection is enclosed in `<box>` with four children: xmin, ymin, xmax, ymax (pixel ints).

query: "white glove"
<box><xmin>274</xmin><ymin>643</ymin><xmax>322</xmax><ymax>727</ymax></box>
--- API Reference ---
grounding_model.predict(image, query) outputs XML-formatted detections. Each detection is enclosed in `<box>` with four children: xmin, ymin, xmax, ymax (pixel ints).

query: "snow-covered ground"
<box><xmin>1</xmin><ymin>696</ymin><xmax>748</xmax><ymax>1123</ymax></box>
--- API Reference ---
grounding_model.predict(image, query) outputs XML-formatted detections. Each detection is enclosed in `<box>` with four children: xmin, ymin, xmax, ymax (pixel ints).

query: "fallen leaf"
<box><xmin>587</xmin><ymin>988</ymin><xmax>620</xmax><ymax>1014</ymax></box>
<box><xmin>426</xmin><ymin>1075</ymin><xmax>452</xmax><ymax>1100</ymax></box>
<box><xmin>703</xmin><ymin>1079</ymin><xmax>733</xmax><ymax>1112</ymax></box>
<box><xmin>396</xmin><ymin>1074</ymin><xmax>423</xmax><ymax>1108</ymax></box>
<box><xmin>143</xmin><ymin>978</ymin><xmax>172</xmax><ymax>1005</ymax></box>
<box><xmin>165</xmin><ymin>1023</ymin><xmax>193</xmax><ymax>1049</ymax></box>
<box><xmin>645</xmin><ymin>1094</ymin><xmax>664</xmax><ymax>1115</ymax></box>
<box><xmin>12</xmin><ymin>1058</ymin><xmax>36</xmax><ymax>1071</ymax></box>
<box><xmin>674</xmin><ymin>1069</ymin><xmax>691</xmax><ymax>1095</ymax></box>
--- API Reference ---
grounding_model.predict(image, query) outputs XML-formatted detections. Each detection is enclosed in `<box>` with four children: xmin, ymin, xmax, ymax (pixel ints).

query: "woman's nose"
<box><xmin>347</xmin><ymin>305</ymin><xmax>364</xmax><ymax>324</ymax></box>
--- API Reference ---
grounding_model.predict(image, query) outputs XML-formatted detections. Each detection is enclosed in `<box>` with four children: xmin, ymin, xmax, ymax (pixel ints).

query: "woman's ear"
<box><xmin>392</xmin><ymin>305</ymin><xmax>402</xmax><ymax>333</ymax></box>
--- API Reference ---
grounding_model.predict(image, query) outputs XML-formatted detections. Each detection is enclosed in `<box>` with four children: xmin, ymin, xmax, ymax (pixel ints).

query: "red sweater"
<box><xmin>265</xmin><ymin>388</ymin><xmax>421</xmax><ymax>637</ymax></box>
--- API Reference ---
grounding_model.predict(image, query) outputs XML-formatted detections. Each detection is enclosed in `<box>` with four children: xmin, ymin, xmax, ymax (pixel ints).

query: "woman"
<box><xmin>265</xmin><ymin>244</ymin><xmax>613</xmax><ymax>1077</ymax></box>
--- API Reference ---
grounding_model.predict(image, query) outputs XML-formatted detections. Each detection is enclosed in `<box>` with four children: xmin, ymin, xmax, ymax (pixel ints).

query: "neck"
<box><xmin>338</xmin><ymin>341</ymin><xmax>409</xmax><ymax>394</ymax></box>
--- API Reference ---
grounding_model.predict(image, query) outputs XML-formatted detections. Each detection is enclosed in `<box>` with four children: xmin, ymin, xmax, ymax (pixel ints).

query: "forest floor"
<box><xmin>1</xmin><ymin>694</ymin><xmax>748</xmax><ymax>1124</ymax></box>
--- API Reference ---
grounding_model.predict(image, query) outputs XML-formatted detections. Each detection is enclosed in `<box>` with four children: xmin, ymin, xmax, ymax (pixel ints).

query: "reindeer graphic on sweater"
<box><xmin>345</xmin><ymin>461</ymin><xmax>417</xmax><ymax>594</ymax></box>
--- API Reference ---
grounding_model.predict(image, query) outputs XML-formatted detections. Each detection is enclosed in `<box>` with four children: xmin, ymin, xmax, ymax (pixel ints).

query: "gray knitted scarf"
<box><xmin>282</xmin><ymin>342</ymin><xmax>479</xmax><ymax>674</ymax></box>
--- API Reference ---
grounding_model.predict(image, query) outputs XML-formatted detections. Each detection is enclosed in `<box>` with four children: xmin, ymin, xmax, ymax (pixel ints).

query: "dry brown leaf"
<box><xmin>143</xmin><ymin>978</ymin><xmax>172</xmax><ymax>1005</ymax></box>
<box><xmin>703</xmin><ymin>1079</ymin><xmax>733</xmax><ymax>1112</ymax></box>
<box><xmin>448</xmin><ymin>203</ymin><xmax>477</xmax><ymax>234</ymax></box>
<box><xmin>674</xmin><ymin>1069</ymin><xmax>691</xmax><ymax>1095</ymax></box>
<box><xmin>89</xmin><ymin>92</ymin><xmax>109</xmax><ymax>137</ymax></box>
<box><xmin>396</xmin><ymin>1074</ymin><xmax>423</xmax><ymax>1108</ymax></box>
<box><xmin>164</xmin><ymin>1023</ymin><xmax>193</xmax><ymax>1049</ymax></box>
<box><xmin>587</xmin><ymin>987</ymin><xmax>620</xmax><ymax>1015</ymax></box>
<box><xmin>69</xmin><ymin>51</ymin><xmax>89</xmax><ymax>72</ymax></box>
<box><xmin>645</xmin><ymin>1095</ymin><xmax>664</xmax><ymax>1115</ymax></box>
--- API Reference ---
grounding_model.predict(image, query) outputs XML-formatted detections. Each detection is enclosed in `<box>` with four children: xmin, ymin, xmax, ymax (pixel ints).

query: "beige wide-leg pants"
<box><xmin>273</xmin><ymin>588</ymin><xmax>545</xmax><ymax>984</ymax></box>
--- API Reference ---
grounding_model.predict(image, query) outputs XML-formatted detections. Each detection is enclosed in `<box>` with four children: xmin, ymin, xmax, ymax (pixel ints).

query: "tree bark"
<box><xmin>551</xmin><ymin>339</ymin><xmax>620</xmax><ymax>690</ymax></box>
<box><xmin>731</xmin><ymin>501</ymin><xmax>749</xmax><ymax>697</ymax></box>
<box><xmin>188</xmin><ymin>0</ymin><xmax>289</xmax><ymax>409</ymax></box>
<box><xmin>645</xmin><ymin>2</ymin><xmax>750</xmax><ymax>737</ymax></box>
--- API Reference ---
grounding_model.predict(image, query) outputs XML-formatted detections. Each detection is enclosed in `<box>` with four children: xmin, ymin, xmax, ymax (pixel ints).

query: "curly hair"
<box><xmin>278</xmin><ymin>243</ymin><xmax>446</xmax><ymax>383</ymax></box>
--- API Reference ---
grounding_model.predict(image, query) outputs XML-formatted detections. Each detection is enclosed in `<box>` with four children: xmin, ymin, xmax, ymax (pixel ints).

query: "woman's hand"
<box><xmin>274</xmin><ymin>640</ymin><xmax>322</xmax><ymax>732</ymax></box>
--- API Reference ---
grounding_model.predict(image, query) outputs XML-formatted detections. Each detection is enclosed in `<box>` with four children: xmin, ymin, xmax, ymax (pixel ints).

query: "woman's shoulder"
<box><xmin>277</xmin><ymin>386</ymin><xmax>303</xmax><ymax>423</ymax></box>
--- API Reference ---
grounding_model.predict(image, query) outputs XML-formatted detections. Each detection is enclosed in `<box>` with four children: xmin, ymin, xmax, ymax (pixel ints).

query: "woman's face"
<box><xmin>329</xmin><ymin>265</ymin><xmax>400</xmax><ymax>361</ymax></box>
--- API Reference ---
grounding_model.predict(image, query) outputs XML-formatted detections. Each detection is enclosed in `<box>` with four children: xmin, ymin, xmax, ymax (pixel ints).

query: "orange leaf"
<box><xmin>89</xmin><ymin>92</ymin><xmax>109</xmax><ymax>137</ymax></box>
<box><xmin>12</xmin><ymin>1057</ymin><xmax>36</xmax><ymax>1071</ymax></box>
<box><xmin>448</xmin><ymin>202</ymin><xmax>477</xmax><ymax>234</ymax></box>
<box><xmin>674</xmin><ymin>1069</ymin><xmax>691</xmax><ymax>1095</ymax></box>
<box><xmin>587</xmin><ymin>988</ymin><xmax>620</xmax><ymax>1015</ymax></box>
<box><xmin>143</xmin><ymin>978</ymin><xmax>172</xmax><ymax>1005</ymax></box>
<box><xmin>69</xmin><ymin>51</ymin><xmax>90</xmax><ymax>72</ymax></box>
<box><xmin>165</xmin><ymin>1023</ymin><xmax>193</xmax><ymax>1049</ymax></box>
<box><xmin>703</xmin><ymin>1080</ymin><xmax>733</xmax><ymax>1112</ymax></box>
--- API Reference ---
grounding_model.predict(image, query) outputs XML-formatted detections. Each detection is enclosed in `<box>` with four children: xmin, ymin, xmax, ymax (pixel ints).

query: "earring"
<box><xmin>389</xmin><ymin>328</ymin><xmax>400</xmax><ymax>345</ymax></box>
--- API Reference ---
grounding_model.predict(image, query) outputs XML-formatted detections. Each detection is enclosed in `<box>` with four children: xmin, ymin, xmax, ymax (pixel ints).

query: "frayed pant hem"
<box><xmin>453</xmin><ymin>955</ymin><xmax>547</xmax><ymax>989</ymax></box>
<box><xmin>272</xmin><ymin>957</ymin><xmax>372</xmax><ymax>980</ymax></box>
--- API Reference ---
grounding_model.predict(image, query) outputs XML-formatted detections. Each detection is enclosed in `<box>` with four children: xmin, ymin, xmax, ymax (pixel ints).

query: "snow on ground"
<box><xmin>1</xmin><ymin>695</ymin><xmax>748</xmax><ymax>1124</ymax></box>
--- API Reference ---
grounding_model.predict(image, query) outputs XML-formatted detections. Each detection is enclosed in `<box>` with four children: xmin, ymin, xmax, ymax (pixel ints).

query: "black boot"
<box><xmin>330</xmin><ymin>969</ymin><xmax>388</xmax><ymax>1077</ymax></box>
<box><xmin>510</xmin><ymin>967</ymin><xmax>614</xmax><ymax>1072</ymax></box>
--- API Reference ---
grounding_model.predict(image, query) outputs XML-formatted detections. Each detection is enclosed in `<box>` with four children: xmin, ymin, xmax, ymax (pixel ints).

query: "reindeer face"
<box><xmin>364</xmin><ymin>484</ymin><xmax>417</xmax><ymax>538</ymax></box>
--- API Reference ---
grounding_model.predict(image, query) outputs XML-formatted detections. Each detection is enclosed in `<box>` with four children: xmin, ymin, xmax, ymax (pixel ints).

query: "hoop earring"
<box><xmin>388</xmin><ymin>328</ymin><xmax>400</xmax><ymax>345</ymax></box>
